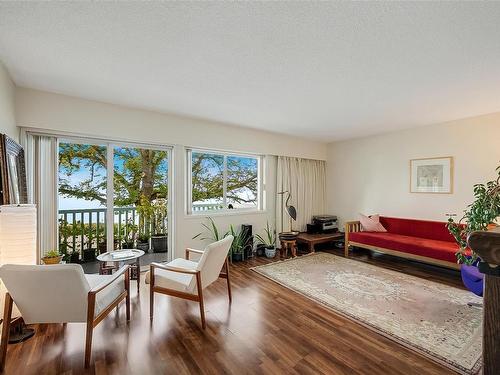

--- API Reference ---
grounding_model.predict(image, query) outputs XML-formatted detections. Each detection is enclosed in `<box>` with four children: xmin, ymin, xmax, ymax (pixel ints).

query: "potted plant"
<box><xmin>83</xmin><ymin>248</ymin><xmax>96</xmax><ymax>262</ymax></box>
<box><xmin>151</xmin><ymin>199</ymin><xmax>168</xmax><ymax>253</ymax></box>
<box><xmin>255</xmin><ymin>221</ymin><xmax>277</xmax><ymax>258</ymax></box>
<box><xmin>447</xmin><ymin>165</ymin><xmax>500</xmax><ymax>264</ymax></box>
<box><xmin>136</xmin><ymin>234</ymin><xmax>150</xmax><ymax>251</ymax></box>
<box><xmin>193</xmin><ymin>217</ymin><xmax>226</xmax><ymax>242</ymax></box>
<box><xmin>122</xmin><ymin>221</ymin><xmax>138</xmax><ymax>249</ymax></box>
<box><xmin>42</xmin><ymin>250</ymin><xmax>63</xmax><ymax>265</ymax></box>
<box><xmin>98</xmin><ymin>240</ymin><xmax>107</xmax><ymax>254</ymax></box>
<box><xmin>228</xmin><ymin>225</ymin><xmax>251</xmax><ymax>262</ymax></box>
<box><xmin>69</xmin><ymin>251</ymin><xmax>80</xmax><ymax>263</ymax></box>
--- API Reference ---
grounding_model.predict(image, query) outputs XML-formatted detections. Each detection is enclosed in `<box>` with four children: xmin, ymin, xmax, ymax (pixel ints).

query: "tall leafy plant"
<box><xmin>193</xmin><ymin>217</ymin><xmax>226</xmax><ymax>241</ymax></box>
<box><xmin>447</xmin><ymin>166</ymin><xmax>500</xmax><ymax>265</ymax></box>
<box><xmin>228</xmin><ymin>225</ymin><xmax>251</xmax><ymax>256</ymax></box>
<box><xmin>254</xmin><ymin>221</ymin><xmax>276</xmax><ymax>248</ymax></box>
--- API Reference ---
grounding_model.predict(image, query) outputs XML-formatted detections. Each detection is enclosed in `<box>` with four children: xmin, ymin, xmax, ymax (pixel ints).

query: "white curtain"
<box><xmin>22</xmin><ymin>131</ymin><xmax>58</xmax><ymax>260</ymax></box>
<box><xmin>276</xmin><ymin>157</ymin><xmax>326</xmax><ymax>235</ymax></box>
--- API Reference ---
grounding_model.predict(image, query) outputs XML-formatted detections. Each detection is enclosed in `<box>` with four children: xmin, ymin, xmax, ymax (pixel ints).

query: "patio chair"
<box><xmin>0</xmin><ymin>263</ymin><xmax>130</xmax><ymax>369</ymax></box>
<box><xmin>147</xmin><ymin>235</ymin><xmax>233</xmax><ymax>329</ymax></box>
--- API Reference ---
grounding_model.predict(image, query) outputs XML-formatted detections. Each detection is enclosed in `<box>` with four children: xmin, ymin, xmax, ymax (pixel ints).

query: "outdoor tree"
<box><xmin>59</xmin><ymin>145</ymin><xmax>258</xmax><ymax>236</ymax></box>
<box><xmin>191</xmin><ymin>152</ymin><xmax>258</xmax><ymax>205</ymax></box>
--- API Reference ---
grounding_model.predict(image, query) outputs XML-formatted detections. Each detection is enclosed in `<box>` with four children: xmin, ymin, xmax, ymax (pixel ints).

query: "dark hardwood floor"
<box><xmin>4</xmin><ymin>247</ymin><xmax>463</xmax><ymax>375</ymax></box>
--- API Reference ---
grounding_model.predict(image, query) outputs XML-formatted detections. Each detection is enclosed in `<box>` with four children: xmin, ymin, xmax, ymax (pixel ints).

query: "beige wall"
<box><xmin>15</xmin><ymin>87</ymin><xmax>326</xmax><ymax>160</ymax></box>
<box><xmin>16</xmin><ymin>87</ymin><xmax>326</xmax><ymax>258</ymax></box>
<box><xmin>327</xmin><ymin>112</ymin><xmax>500</xmax><ymax>228</ymax></box>
<box><xmin>0</xmin><ymin>62</ymin><xmax>17</xmax><ymax>141</ymax></box>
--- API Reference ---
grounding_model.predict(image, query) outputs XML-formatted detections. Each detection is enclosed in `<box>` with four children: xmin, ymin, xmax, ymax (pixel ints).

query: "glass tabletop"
<box><xmin>96</xmin><ymin>249</ymin><xmax>145</xmax><ymax>262</ymax></box>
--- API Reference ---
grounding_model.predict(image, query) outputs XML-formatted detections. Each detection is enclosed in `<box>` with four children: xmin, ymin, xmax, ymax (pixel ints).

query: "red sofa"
<box><xmin>344</xmin><ymin>216</ymin><xmax>459</xmax><ymax>269</ymax></box>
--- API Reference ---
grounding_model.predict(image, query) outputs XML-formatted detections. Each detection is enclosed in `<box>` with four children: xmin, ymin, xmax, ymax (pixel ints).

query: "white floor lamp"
<box><xmin>0</xmin><ymin>204</ymin><xmax>37</xmax><ymax>343</ymax></box>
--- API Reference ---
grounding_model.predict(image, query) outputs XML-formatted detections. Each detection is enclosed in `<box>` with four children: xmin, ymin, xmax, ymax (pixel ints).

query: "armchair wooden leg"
<box><xmin>0</xmin><ymin>293</ymin><xmax>13</xmax><ymax>371</ymax></box>
<box><xmin>84</xmin><ymin>322</ymin><xmax>93</xmax><ymax>369</ymax></box>
<box><xmin>149</xmin><ymin>266</ymin><xmax>155</xmax><ymax>320</ymax></box>
<box><xmin>85</xmin><ymin>294</ymin><xmax>96</xmax><ymax>368</ymax></box>
<box><xmin>225</xmin><ymin>258</ymin><xmax>232</xmax><ymax>303</ymax></box>
<box><xmin>125</xmin><ymin>268</ymin><xmax>130</xmax><ymax>321</ymax></box>
<box><xmin>195</xmin><ymin>273</ymin><xmax>206</xmax><ymax>329</ymax></box>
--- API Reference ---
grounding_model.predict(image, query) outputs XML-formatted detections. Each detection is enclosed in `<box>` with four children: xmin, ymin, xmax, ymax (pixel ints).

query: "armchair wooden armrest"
<box><xmin>150</xmin><ymin>262</ymin><xmax>199</xmax><ymax>275</ymax></box>
<box><xmin>344</xmin><ymin>220</ymin><xmax>361</xmax><ymax>258</ymax></box>
<box><xmin>185</xmin><ymin>247</ymin><xmax>204</xmax><ymax>260</ymax></box>
<box><xmin>89</xmin><ymin>265</ymin><xmax>130</xmax><ymax>295</ymax></box>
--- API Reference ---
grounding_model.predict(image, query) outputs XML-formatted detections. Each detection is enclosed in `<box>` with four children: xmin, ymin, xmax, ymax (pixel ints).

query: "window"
<box><xmin>57</xmin><ymin>138</ymin><xmax>171</xmax><ymax>261</ymax></box>
<box><xmin>188</xmin><ymin>150</ymin><xmax>261</xmax><ymax>214</ymax></box>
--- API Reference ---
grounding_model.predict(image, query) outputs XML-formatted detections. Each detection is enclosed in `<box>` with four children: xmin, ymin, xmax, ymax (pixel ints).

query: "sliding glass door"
<box><xmin>113</xmin><ymin>145</ymin><xmax>169</xmax><ymax>253</ymax></box>
<box><xmin>57</xmin><ymin>139</ymin><xmax>171</xmax><ymax>266</ymax></box>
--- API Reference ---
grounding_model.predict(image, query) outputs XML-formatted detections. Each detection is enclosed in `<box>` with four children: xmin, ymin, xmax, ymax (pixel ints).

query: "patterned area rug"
<box><xmin>252</xmin><ymin>253</ymin><xmax>482</xmax><ymax>374</ymax></box>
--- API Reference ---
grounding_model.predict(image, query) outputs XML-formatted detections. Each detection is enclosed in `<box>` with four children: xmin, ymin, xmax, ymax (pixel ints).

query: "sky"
<box><xmin>59</xmin><ymin>146</ymin><xmax>257</xmax><ymax>211</ymax></box>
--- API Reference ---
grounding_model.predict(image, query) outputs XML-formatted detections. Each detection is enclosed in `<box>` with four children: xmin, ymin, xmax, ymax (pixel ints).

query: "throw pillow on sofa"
<box><xmin>359</xmin><ymin>213</ymin><xmax>387</xmax><ymax>232</ymax></box>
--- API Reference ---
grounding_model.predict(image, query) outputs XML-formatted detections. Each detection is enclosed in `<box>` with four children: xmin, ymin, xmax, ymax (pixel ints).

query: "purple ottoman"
<box><xmin>461</xmin><ymin>263</ymin><xmax>484</xmax><ymax>297</ymax></box>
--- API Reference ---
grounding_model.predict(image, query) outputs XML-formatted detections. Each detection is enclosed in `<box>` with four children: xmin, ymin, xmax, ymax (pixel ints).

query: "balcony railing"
<box><xmin>58</xmin><ymin>203</ymin><xmax>224</xmax><ymax>259</ymax></box>
<box><xmin>58</xmin><ymin>207</ymin><xmax>138</xmax><ymax>256</ymax></box>
<box><xmin>192</xmin><ymin>203</ymin><xmax>224</xmax><ymax>212</ymax></box>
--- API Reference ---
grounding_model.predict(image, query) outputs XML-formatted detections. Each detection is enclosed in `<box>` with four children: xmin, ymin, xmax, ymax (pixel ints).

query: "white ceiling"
<box><xmin>1</xmin><ymin>2</ymin><xmax>500</xmax><ymax>142</ymax></box>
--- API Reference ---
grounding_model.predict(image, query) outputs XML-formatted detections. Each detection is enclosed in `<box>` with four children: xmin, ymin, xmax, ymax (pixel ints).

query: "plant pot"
<box><xmin>42</xmin><ymin>256</ymin><xmax>62</xmax><ymax>265</ymax></box>
<box><xmin>265</xmin><ymin>246</ymin><xmax>276</xmax><ymax>259</ymax></box>
<box><xmin>83</xmin><ymin>249</ymin><xmax>96</xmax><ymax>262</ymax></box>
<box><xmin>136</xmin><ymin>241</ymin><xmax>150</xmax><ymax>251</ymax></box>
<box><xmin>69</xmin><ymin>252</ymin><xmax>80</xmax><ymax>264</ymax></box>
<box><xmin>122</xmin><ymin>241</ymin><xmax>135</xmax><ymax>249</ymax></box>
<box><xmin>256</xmin><ymin>244</ymin><xmax>266</xmax><ymax>257</ymax></box>
<box><xmin>232</xmin><ymin>252</ymin><xmax>244</xmax><ymax>262</ymax></box>
<box><xmin>151</xmin><ymin>235</ymin><xmax>168</xmax><ymax>253</ymax></box>
<box><xmin>98</xmin><ymin>242</ymin><xmax>107</xmax><ymax>254</ymax></box>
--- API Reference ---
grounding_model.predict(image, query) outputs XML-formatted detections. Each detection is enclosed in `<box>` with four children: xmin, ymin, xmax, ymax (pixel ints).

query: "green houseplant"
<box><xmin>193</xmin><ymin>217</ymin><xmax>226</xmax><ymax>242</ymax></box>
<box><xmin>193</xmin><ymin>217</ymin><xmax>251</xmax><ymax>261</ymax></box>
<box><xmin>255</xmin><ymin>221</ymin><xmax>277</xmax><ymax>258</ymax></box>
<box><xmin>228</xmin><ymin>225</ymin><xmax>251</xmax><ymax>262</ymax></box>
<box><xmin>447</xmin><ymin>166</ymin><xmax>500</xmax><ymax>265</ymax></box>
<box><xmin>151</xmin><ymin>199</ymin><xmax>168</xmax><ymax>253</ymax></box>
<box><xmin>136</xmin><ymin>234</ymin><xmax>150</xmax><ymax>251</ymax></box>
<box><xmin>42</xmin><ymin>250</ymin><xmax>63</xmax><ymax>265</ymax></box>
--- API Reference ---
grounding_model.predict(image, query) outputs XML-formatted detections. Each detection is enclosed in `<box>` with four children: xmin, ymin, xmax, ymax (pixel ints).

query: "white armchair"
<box><xmin>147</xmin><ymin>235</ymin><xmax>233</xmax><ymax>329</ymax></box>
<box><xmin>0</xmin><ymin>263</ymin><xmax>130</xmax><ymax>369</ymax></box>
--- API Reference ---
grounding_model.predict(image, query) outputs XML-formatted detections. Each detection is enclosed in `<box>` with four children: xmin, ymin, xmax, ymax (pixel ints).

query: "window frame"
<box><xmin>57</xmin><ymin>136</ymin><xmax>173</xmax><ymax>255</ymax></box>
<box><xmin>186</xmin><ymin>148</ymin><xmax>263</xmax><ymax>216</ymax></box>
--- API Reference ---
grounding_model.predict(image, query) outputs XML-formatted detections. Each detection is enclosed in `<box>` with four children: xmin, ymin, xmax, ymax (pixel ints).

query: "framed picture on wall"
<box><xmin>0</xmin><ymin>134</ymin><xmax>28</xmax><ymax>204</ymax></box>
<box><xmin>410</xmin><ymin>156</ymin><xmax>453</xmax><ymax>194</ymax></box>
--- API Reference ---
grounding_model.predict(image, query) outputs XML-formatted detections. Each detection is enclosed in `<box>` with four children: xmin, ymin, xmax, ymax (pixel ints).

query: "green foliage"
<box><xmin>44</xmin><ymin>249</ymin><xmax>60</xmax><ymax>258</ymax></box>
<box><xmin>447</xmin><ymin>166</ymin><xmax>500</xmax><ymax>264</ymax></box>
<box><xmin>192</xmin><ymin>217</ymin><xmax>251</xmax><ymax>256</ymax></box>
<box><xmin>191</xmin><ymin>153</ymin><xmax>258</xmax><ymax>204</ymax></box>
<box><xmin>227</xmin><ymin>225</ymin><xmax>251</xmax><ymax>255</ymax></box>
<box><xmin>152</xmin><ymin>198</ymin><xmax>167</xmax><ymax>235</ymax></box>
<box><xmin>193</xmin><ymin>217</ymin><xmax>226</xmax><ymax>241</ymax></box>
<box><xmin>254</xmin><ymin>221</ymin><xmax>276</xmax><ymax>248</ymax></box>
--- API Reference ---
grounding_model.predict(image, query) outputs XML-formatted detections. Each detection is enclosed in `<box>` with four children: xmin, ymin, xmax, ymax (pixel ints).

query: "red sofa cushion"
<box><xmin>379</xmin><ymin>217</ymin><xmax>455</xmax><ymax>243</ymax></box>
<box><xmin>349</xmin><ymin>231</ymin><xmax>457</xmax><ymax>263</ymax></box>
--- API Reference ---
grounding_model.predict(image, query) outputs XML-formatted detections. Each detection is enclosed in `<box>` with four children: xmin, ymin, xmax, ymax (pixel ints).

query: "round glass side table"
<box><xmin>97</xmin><ymin>249</ymin><xmax>145</xmax><ymax>293</ymax></box>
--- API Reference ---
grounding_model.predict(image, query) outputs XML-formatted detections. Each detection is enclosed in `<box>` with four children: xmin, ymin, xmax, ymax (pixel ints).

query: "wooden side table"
<box><xmin>296</xmin><ymin>232</ymin><xmax>344</xmax><ymax>253</ymax></box>
<box><xmin>280</xmin><ymin>239</ymin><xmax>297</xmax><ymax>258</ymax></box>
